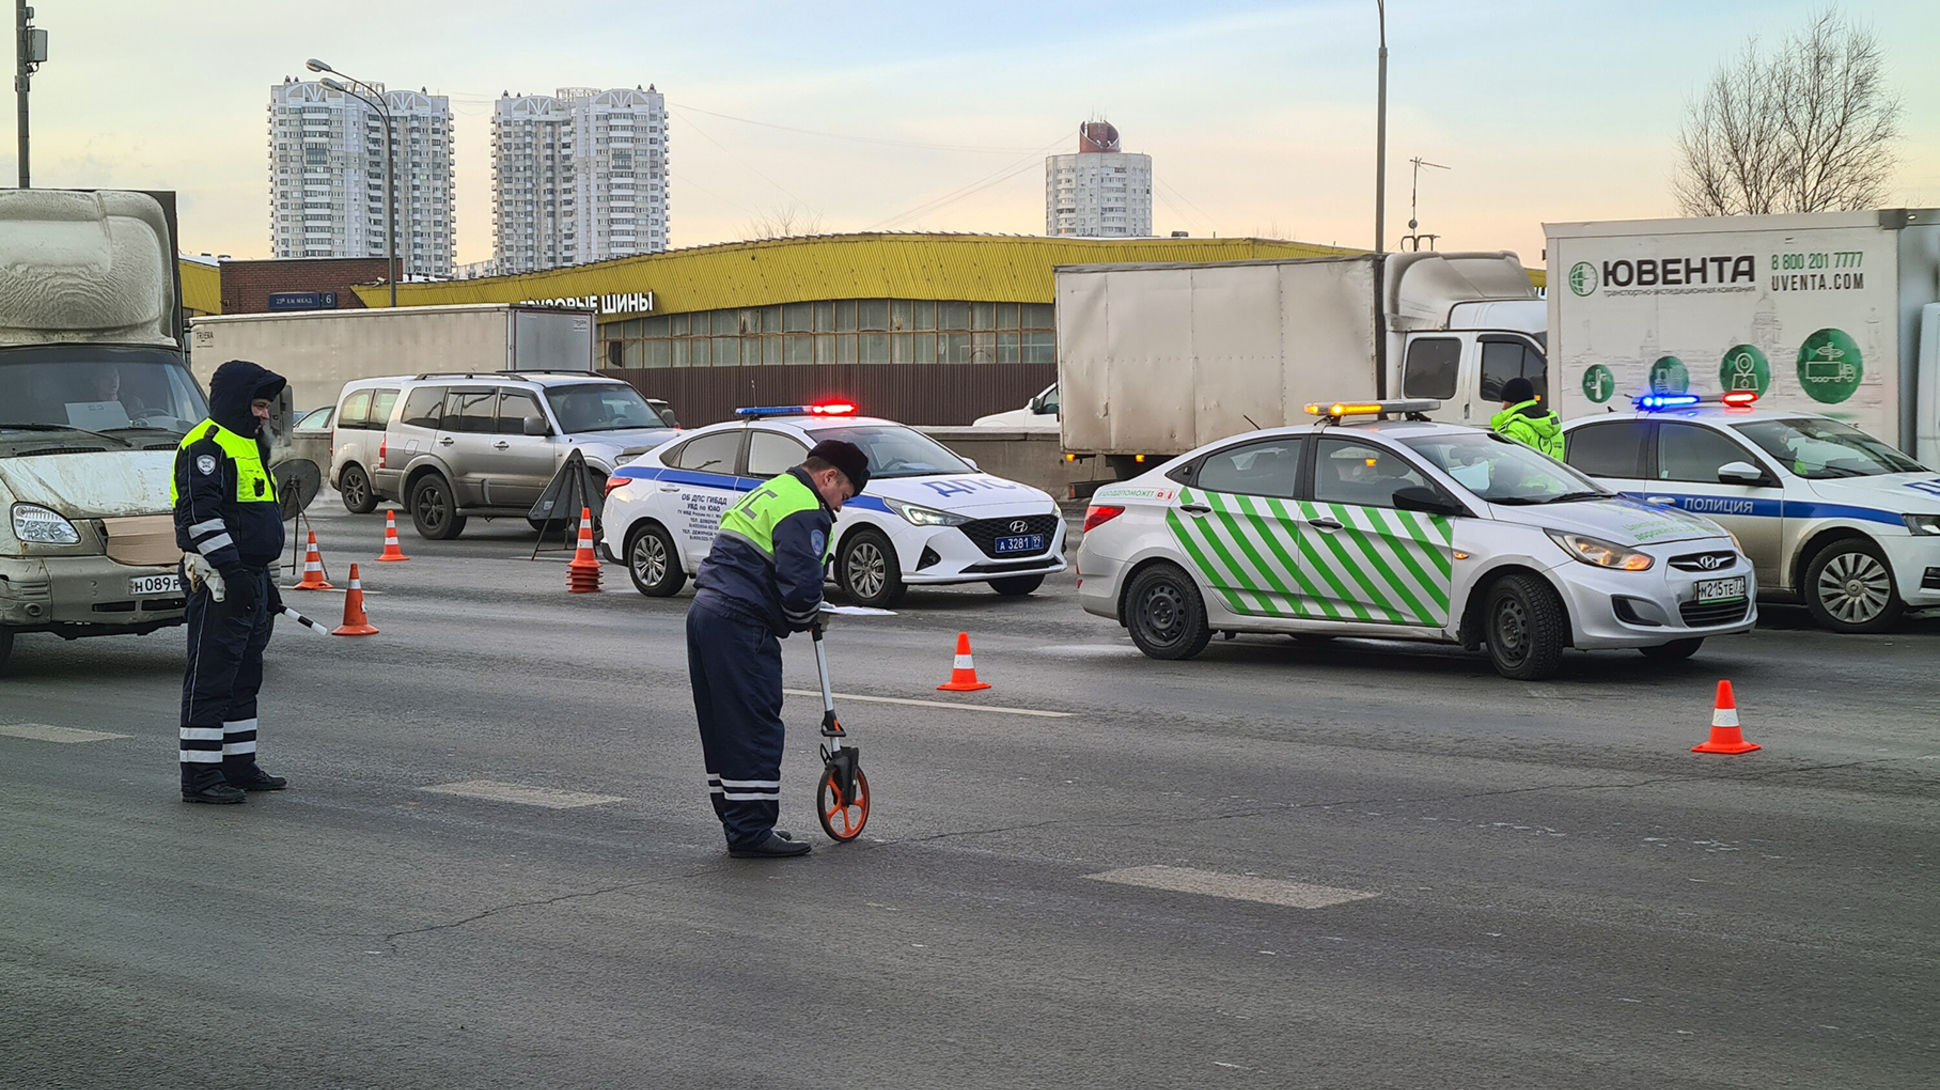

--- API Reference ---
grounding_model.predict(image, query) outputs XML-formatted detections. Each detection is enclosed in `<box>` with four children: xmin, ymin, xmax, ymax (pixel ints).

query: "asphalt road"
<box><xmin>3</xmin><ymin>500</ymin><xmax>1935</xmax><ymax>1089</ymax></box>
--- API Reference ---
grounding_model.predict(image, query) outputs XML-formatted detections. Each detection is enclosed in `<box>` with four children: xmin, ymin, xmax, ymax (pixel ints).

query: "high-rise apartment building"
<box><xmin>268</xmin><ymin>78</ymin><xmax>456</xmax><ymax>278</ymax></box>
<box><xmin>492</xmin><ymin>86</ymin><xmax>668</xmax><ymax>274</ymax></box>
<box><xmin>1045</xmin><ymin>121</ymin><xmax>1153</xmax><ymax>238</ymax></box>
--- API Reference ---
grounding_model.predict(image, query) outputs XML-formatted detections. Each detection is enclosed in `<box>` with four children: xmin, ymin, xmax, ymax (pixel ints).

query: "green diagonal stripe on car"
<box><xmin>1337</xmin><ymin>505</ymin><xmax>1442</xmax><ymax>621</ymax></box>
<box><xmin>1389</xmin><ymin>507</ymin><xmax>1455</xmax><ymax>578</ymax></box>
<box><xmin>1329</xmin><ymin>509</ymin><xmax>1431</xmax><ymax>623</ymax></box>
<box><xmin>1362</xmin><ymin>506</ymin><xmax>1451</xmax><ymax>612</ymax></box>
<box><xmin>1203</xmin><ymin>493</ymin><xmax>1298</xmax><ymax>613</ymax></box>
<box><xmin>1260</xmin><ymin>496</ymin><xmax>1343</xmax><ymax>620</ymax></box>
<box><xmin>1165</xmin><ymin>509</ymin><xmax>1249</xmax><ymax>614</ymax></box>
<box><xmin>1311</xmin><ymin>510</ymin><xmax>1409</xmax><ymax>623</ymax></box>
<box><xmin>1241</xmin><ymin>493</ymin><xmax>1338</xmax><ymax>620</ymax></box>
<box><xmin>1292</xmin><ymin>518</ymin><xmax>1375</xmax><ymax>622</ymax></box>
<box><xmin>1197</xmin><ymin>506</ymin><xmax>1286</xmax><ymax>616</ymax></box>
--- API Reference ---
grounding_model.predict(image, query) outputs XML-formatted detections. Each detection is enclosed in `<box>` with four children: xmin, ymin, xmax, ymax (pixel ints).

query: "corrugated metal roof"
<box><xmin>347</xmin><ymin>233</ymin><xmax>1361</xmax><ymax>317</ymax></box>
<box><xmin>177</xmin><ymin>257</ymin><xmax>221</xmax><ymax>315</ymax></box>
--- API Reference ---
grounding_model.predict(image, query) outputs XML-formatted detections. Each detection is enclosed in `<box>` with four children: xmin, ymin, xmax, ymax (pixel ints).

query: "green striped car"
<box><xmin>1075</xmin><ymin>404</ymin><xmax>1756</xmax><ymax>679</ymax></box>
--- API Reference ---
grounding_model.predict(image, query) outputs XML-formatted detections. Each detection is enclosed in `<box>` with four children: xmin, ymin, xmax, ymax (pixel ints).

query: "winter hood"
<box><xmin>207</xmin><ymin>359</ymin><xmax>285</xmax><ymax>437</ymax></box>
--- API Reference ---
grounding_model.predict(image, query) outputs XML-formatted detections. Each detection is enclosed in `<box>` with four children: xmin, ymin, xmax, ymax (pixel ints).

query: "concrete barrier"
<box><xmin>919</xmin><ymin>427</ymin><xmax>1085</xmax><ymax>501</ymax></box>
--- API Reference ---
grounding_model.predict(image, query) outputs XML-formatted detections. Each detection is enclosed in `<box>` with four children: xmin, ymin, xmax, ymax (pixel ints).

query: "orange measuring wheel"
<box><xmin>818</xmin><ymin>766</ymin><xmax>870</xmax><ymax>841</ymax></box>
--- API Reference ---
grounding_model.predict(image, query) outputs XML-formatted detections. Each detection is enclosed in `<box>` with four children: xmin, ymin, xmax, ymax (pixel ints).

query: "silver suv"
<box><xmin>330</xmin><ymin>371</ymin><xmax>678</xmax><ymax>539</ymax></box>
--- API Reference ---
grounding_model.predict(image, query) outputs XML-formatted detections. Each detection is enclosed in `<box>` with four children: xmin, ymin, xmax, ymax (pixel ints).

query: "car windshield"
<box><xmin>0</xmin><ymin>353</ymin><xmax>209</xmax><ymax>452</ymax></box>
<box><xmin>813</xmin><ymin>425</ymin><xmax>973</xmax><ymax>479</ymax></box>
<box><xmin>1732</xmin><ymin>417</ymin><xmax>1925</xmax><ymax>479</ymax></box>
<box><xmin>1401</xmin><ymin>432</ymin><xmax>1610</xmax><ymax>504</ymax></box>
<box><xmin>543</xmin><ymin>383</ymin><xmax>666</xmax><ymax>434</ymax></box>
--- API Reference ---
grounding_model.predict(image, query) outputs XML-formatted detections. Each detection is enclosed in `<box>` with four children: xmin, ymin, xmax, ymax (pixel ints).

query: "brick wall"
<box><xmin>218</xmin><ymin>258</ymin><xmax>392</xmax><ymax>314</ymax></box>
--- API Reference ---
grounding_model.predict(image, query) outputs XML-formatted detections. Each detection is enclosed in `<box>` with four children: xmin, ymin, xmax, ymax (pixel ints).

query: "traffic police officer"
<box><xmin>1489</xmin><ymin>376</ymin><xmax>1565</xmax><ymax>459</ymax></box>
<box><xmin>686</xmin><ymin>439</ymin><xmax>870</xmax><ymax>858</ymax></box>
<box><xmin>173</xmin><ymin>360</ymin><xmax>290</xmax><ymax>804</ymax></box>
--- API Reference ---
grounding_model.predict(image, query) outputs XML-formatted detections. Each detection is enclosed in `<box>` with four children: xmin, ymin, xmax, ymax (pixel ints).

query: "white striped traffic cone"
<box><xmin>291</xmin><ymin>530</ymin><xmax>333</xmax><ymax>590</ymax></box>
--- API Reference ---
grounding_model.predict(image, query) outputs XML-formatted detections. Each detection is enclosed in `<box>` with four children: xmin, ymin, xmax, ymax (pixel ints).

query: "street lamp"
<box><xmin>1373</xmin><ymin>0</ymin><xmax>1387</xmax><ymax>255</ymax></box>
<box><xmin>309</xmin><ymin>58</ymin><xmax>397</xmax><ymax>306</ymax></box>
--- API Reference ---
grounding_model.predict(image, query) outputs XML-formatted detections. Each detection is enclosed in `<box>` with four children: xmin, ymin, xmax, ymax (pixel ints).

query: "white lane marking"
<box><xmin>782</xmin><ymin>688</ymin><xmax>1073</xmax><ymax>719</ymax></box>
<box><xmin>1087</xmin><ymin>865</ymin><xmax>1379</xmax><ymax>909</ymax></box>
<box><xmin>0</xmin><ymin>723</ymin><xmax>131</xmax><ymax>744</ymax></box>
<box><xmin>421</xmin><ymin>780</ymin><xmax>624</xmax><ymax>809</ymax></box>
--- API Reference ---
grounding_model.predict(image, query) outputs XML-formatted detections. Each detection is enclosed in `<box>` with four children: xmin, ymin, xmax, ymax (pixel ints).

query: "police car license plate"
<box><xmin>130</xmin><ymin>573</ymin><xmax>181</xmax><ymax>596</ymax></box>
<box><xmin>1695</xmin><ymin>576</ymin><xmax>1746</xmax><ymax>603</ymax></box>
<box><xmin>993</xmin><ymin>534</ymin><xmax>1046</xmax><ymax>555</ymax></box>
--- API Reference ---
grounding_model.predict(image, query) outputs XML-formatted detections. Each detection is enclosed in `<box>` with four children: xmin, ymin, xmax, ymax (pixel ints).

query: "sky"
<box><xmin>7</xmin><ymin>0</ymin><xmax>1937</xmax><ymax>268</ymax></box>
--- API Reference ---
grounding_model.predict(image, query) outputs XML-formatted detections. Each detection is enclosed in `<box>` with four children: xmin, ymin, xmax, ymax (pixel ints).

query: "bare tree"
<box><xmin>745</xmin><ymin>203</ymin><xmax>825</xmax><ymax>240</ymax></box>
<box><xmin>1673</xmin><ymin>8</ymin><xmax>1902</xmax><ymax>216</ymax></box>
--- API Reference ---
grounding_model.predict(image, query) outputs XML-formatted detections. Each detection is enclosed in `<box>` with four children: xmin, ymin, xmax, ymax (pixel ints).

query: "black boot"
<box><xmin>224</xmin><ymin>763</ymin><xmax>288</xmax><ymax>791</ymax></box>
<box><xmin>729</xmin><ymin>831</ymin><xmax>811</xmax><ymax>859</ymax></box>
<box><xmin>182</xmin><ymin>767</ymin><xmax>245</xmax><ymax>805</ymax></box>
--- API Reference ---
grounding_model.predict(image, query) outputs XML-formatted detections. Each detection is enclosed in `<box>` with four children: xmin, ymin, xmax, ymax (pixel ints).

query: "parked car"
<box><xmin>1562</xmin><ymin>394</ymin><xmax>1940</xmax><ymax>633</ymax></box>
<box><xmin>329</xmin><ymin>371</ymin><xmax>679</xmax><ymax>538</ymax></box>
<box><xmin>971</xmin><ymin>382</ymin><xmax>1059</xmax><ymax>431</ymax></box>
<box><xmin>287</xmin><ymin>406</ymin><xmax>336</xmax><ymax>489</ymax></box>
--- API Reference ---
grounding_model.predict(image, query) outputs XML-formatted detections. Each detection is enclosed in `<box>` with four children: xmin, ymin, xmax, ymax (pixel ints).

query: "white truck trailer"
<box><xmin>1055</xmin><ymin>252</ymin><xmax>1546</xmax><ymax>484</ymax></box>
<box><xmin>1547</xmin><ymin>209</ymin><xmax>1940</xmax><ymax>464</ymax></box>
<box><xmin>189</xmin><ymin>303</ymin><xmax>596</xmax><ymax>413</ymax></box>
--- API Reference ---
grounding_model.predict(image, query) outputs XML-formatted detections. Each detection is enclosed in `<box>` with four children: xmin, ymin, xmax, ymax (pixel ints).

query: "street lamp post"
<box><xmin>1374</xmin><ymin>0</ymin><xmax>1387</xmax><ymax>255</ymax></box>
<box><xmin>308</xmin><ymin>59</ymin><xmax>397</xmax><ymax>307</ymax></box>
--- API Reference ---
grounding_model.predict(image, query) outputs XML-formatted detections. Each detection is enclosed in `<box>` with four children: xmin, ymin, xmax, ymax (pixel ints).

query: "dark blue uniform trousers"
<box><xmin>686</xmin><ymin>599</ymin><xmax>787</xmax><ymax>849</ymax></box>
<box><xmin>179</xmin><ymin>567</ymin><xmax>274</xmax><ymax>790</ymax></box>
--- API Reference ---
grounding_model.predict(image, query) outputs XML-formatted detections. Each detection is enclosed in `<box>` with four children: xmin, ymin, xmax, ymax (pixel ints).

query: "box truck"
<box><xmin>189</xmin><ymin>303</ymin><xmax>597</xmax><ymax>414</ymax></box>
<box><xmin>1547</xmin><ymin>209</ymin><xmax>1940</xmax><ymax>464</ymax></box>
<box><xmin>1055</xmin><ymin>252</ymin><xmax>1546</xmax><ymax>486</ymax></box>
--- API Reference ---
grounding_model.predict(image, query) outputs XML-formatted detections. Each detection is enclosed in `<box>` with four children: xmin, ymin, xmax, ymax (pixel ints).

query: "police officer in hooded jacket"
<box><xmin>686</xmin><ymin>439</ymin><xmax>870</xmax><ymax>858</ymax></box>
<box><xmin>173</xmin><ymin>360</ymin><xmax>289</xmax><ymax>804</ymax></box>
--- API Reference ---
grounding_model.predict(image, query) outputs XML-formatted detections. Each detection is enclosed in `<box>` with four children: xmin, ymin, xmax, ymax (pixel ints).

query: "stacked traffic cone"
<box><xmin>936</xmin><ymin>632</ymin><xmax>991</xmax><ymax>692</ymax></box>
<box><xmin>567</xmin><ymin>507</ymin><xmax>602</xmax><ymax>593</ymax></box>
<box><xmin>331</xmin><ymin>564</ymin><xmax>378</xmax><ymax>636</ymax></box>
<box><xmin>375</xmin><ymin>511</ymin><xmax>410</xmax><ymax>562</ymax></box>
<box><xmin>1691</xmin><ymin>680</ymin><xmax>1760</xmax><ymax>754</ymax></box>
<box><xmin>291</xmin><ymin>530</ymin><xmax>333</xmax><ymax>590</ymax></box>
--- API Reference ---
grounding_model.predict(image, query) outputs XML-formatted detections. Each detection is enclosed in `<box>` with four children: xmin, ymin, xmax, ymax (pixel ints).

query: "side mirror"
<box><xmin>963</xmin><ymin>457</ymin><xmax>980</xmax><ymax>471</ymax></box>
<box><xmin>523</xmin><ymin>416</ymin><xmax>552</xmax><ymax>436</ymax></box>
<box><xmin>1717</xmin><ymin>460</ymin><xmax>1768</xmax><ymax>486</ymax></box>
<box><xmin>1393</xmin><ymin>485</ymin><xmax>1466</xmax><ymax>518</ymax></box>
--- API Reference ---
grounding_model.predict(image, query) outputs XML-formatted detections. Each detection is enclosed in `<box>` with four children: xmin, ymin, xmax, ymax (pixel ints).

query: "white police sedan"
<box><xmin>601</xmin><ymin>403</ymin><xmax>1067</xmax><ymax>607</ymax></box>
<box><xmin>1563</xmin><ymin>392</ymin><xmax>1940</xmax><ymax>633</ymax></box>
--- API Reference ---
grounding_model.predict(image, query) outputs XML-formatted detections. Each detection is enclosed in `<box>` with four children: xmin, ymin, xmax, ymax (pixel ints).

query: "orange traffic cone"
<box><xmin>1691</xmin><ymin>680</ymin><xmax>1759</xmax><ymax>754</ymax></box>
<box><xmin>291</xmin><ymin>530</ymin><xmax>333</xmax><ymax>590</ymax></box>
<box><xmin>375</xmin><ymin>510</ymin><xmax>410</xmax><ymax>562</ymax></box>
<box><xmin>567</xmin><ymin>506</ymin><xmax>602</xmax><ymax>593</ymax></box>
<box><xmin>331</xmin><ymin>564</ymin><xmax>378</xmax><ymax>636</ymax></box>
<box><xmin>937</xmin><ymin>632</ymin><xmax>992</xmax><ymax>692</ymax></box>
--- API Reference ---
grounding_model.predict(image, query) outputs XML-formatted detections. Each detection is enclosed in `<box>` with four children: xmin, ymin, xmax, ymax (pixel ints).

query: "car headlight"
<box><xmin>884</xmin><ymin>497</ymin><xmax>968</xmax><ymax>527</ymax></box>
<box><xmin>1904</xmin><ymin>514</ymin><xmax>1940</xmax><ymax>536</ymax></box>
<box><xmin>1725</xmin><ymin>528</ymin><xmax>1746</xmax><ymax>554</ymax></box>
<box><xmin>1546</xmin><ymin>529</ymin><xmax>1654</xmax><ymax>571</ymax></box>
<box><xmin>11</xmin><ymin>503</ymin><xmax>82</xmax><ymax>545</ymax></box>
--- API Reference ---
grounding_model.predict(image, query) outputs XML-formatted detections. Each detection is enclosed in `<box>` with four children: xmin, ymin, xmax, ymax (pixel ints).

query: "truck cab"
<box><xmin>0</xmin><ymin>190</ymin><xmax>205</xmax><ymax>674</ymax></box>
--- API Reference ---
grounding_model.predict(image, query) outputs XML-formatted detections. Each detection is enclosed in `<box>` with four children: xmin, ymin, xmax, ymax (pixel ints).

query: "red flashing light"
<box><xmin>808</xmin><ymin>401</ymin><xmax>857</xmax><ymax>416</ymax></box>
<box><xmin>1083</xmin><ymin>505</ymin><xmax>1125</xmax><ymax>533</ymax></box>
<box><xmin>1722</xmin><ymin>391</ymin><xmax>1758</xmax><ymax>407</ymax></box>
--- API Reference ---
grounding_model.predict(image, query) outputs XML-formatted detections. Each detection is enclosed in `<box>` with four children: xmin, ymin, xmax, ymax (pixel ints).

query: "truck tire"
<box><xmin>338</xmin><ymin>464</ymin><xmax>378</xmax><ymax>514</ymax></box>
<box><xmin>1482</xmin><ymin>573</ymin><xmax>1568</xmax><ymax>680</ymax></box>
<box><xmin>408</xmin><ymin>474</ymin><xmax>467</xmax><ymax>541</ymax></box>
<box><xmin>626</xmin><ymin>522</ymin><xmax>686</xmax><ymax>597</ymax></box>
<box><xmin>1803</xmin><ymin>537</ymin><xmax>1902</xmax><ymax>633</ymax></box>
<box><xmin>837</xmin><ymin>529</ymin><xmax>906</xmax><ymax>609</ymax></box>
<box><xmin>1124</xmin><ymin>564</ymin><xmax>1213</xmax><ymax>660</ymax></box>
<box><xmin>988</xmin><ymin>574</ymin><xmax>1044</xmax><ymax>597</ymax></box>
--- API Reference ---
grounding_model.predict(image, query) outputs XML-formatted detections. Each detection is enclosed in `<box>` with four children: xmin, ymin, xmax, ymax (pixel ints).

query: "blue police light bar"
<box><xmin>735</xmin><ymin>401</ymin><xmax>858</xmax><ymax>419</ymax></box>
<box><xmin>1635</xmin><ymin>393</ymin><xmax>1702</xmax><ymax>410</ymax></box>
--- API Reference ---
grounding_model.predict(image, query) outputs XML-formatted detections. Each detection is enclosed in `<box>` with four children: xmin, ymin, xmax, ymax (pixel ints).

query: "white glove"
<box><xmin>186</xmin><ymin>553</ymin><xmax>227</xmax><ymax>602</ymax></box>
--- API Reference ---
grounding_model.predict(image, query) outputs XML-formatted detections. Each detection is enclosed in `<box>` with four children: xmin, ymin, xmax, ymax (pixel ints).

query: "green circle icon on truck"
<box><xmin>1581</xmin><ymin>364</ymin><xmax>1615</xmax><ymax>403</ymax></box>
<box><xmin>1796</xmin><ymin>328</ymin><xmax>1862</xmax><ymax>404</ymax></box>
<box><xmin>1719</xmin><ymin>344</ymin><xmax>1770</xmax><ymax>397</ymax></box>
<box><xmin>1648</xmin><ymin>356</ymin><xmax>1689</xmax><ymax>394</ymax></box>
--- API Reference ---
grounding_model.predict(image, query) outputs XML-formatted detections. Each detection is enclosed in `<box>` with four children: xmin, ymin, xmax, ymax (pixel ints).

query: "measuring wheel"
<box><xmin>817</xmin><ymin>754</ymin><xmax>870</xmax><ymax>841</ymax></box>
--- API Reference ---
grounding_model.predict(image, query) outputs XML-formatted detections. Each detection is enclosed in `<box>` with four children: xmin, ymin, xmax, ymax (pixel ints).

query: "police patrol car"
<box><xmin>601</xmin><ymin>403</ymin><xmax>1066</xmax><ymax>607</ymax></box>
<box><xmin>1563</xmin><ymin>392</ymin><xmax>1940</xmax><ymax>633</ymax></box>
<box><xmin>1075</xmin><ymin>399</ymin><xmax>1755</xmax><ymax>680</ymax></box>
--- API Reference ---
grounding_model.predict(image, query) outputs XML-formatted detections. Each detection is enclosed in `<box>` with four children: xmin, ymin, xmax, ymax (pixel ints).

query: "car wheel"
<box><xmin>408</xmin><ymin>474</ymin><xmax>467</xmax><ymax>541</ymax></box>
<box><xmin>1639</xmin><ymin>637</ymin><xmax>1704</xmax><ymax>661</ymax></box>
<box><xmin>837</xmin><ymin>529</ymin><xmax>906</xmax><ymax>608</ymax></box>
<box><xmin>1803</xmin><ymin>538</ymin><xmax>1902</xmax><ymax>634</ymax></box>
<box><xmin>626</xmin><ymin>522</ymin><xmax>686</xmax><ymax>597</ymax></box>
<box><xmin>1124</xmin><ymin>564</ymin><xmax>1213</xmax><ymax>660</ymax></box>
<box><xmin>1483</xmin><ymin>573</ymin><xmax>1568</xmax><ymax>680</ymax></box>
<box><xmin>338</xmin><ymin>464</ymin><xmax>377</xmax><ymax>514</ymax></box>
<box><xmin>988</xmin><ymin>574</ymin><xmax>1044</xmax><ymax>597</ymax></box>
